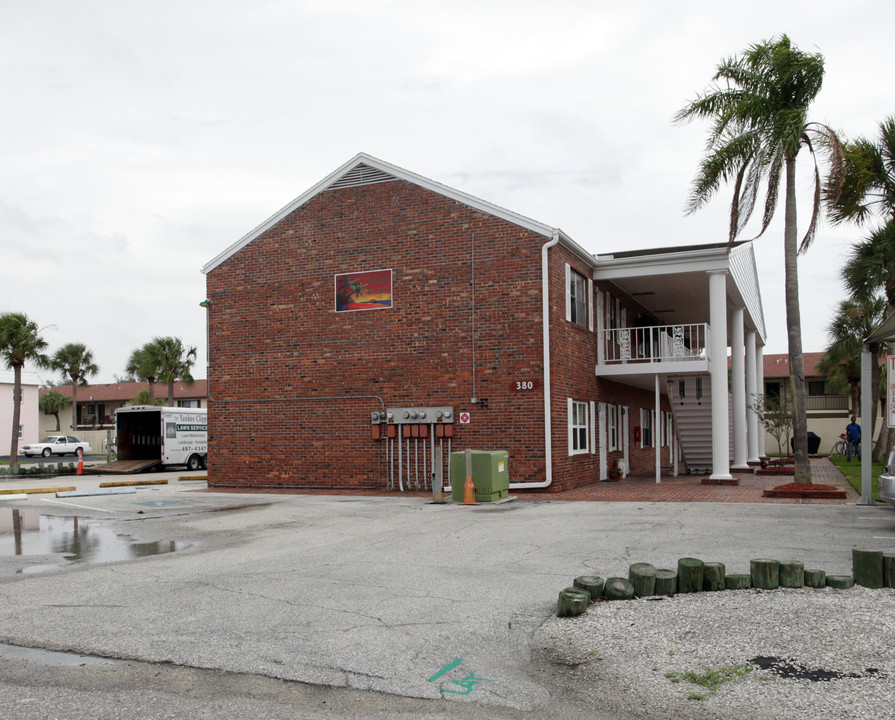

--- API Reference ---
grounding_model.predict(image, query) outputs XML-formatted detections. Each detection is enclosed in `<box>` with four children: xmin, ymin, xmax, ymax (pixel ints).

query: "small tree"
<box><xmin>132</xmin><ymin>389</ymin><xmax>164</xmax><ymax>406</ymax></box>
<box><xmin>752</xmin><ymin>393</ymin><xmax>794</xmax><ymax>461</ymax></box>
<box><xmin>39</xmin><ymin>389</ymin><xmax>72</xmax><ymax>431</ymax></box>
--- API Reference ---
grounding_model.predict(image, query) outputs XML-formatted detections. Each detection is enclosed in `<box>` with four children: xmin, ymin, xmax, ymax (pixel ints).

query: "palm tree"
<box><xmin>828</xmin><ymin>117</ymin><xmax>895</xmax><ymax>460</ymax></box>
<box><xmin>817</xmin><ymin>297</ymin><xmax>887</xmax><ymax>440</ymax></box>
<box><xmin>675</xmin><ymin>35</ymin><xmax>846</xmax><ymax>483</ymax></box>
<box><xmin>145</xmin><ymin>337</ymin><xmax>197</xmax><ymax>406</ymax></box>
<box><xmin>126</xmin><ymin>345</ymin><xmax>161</xmax><ymax>403</ymax></box>
<box><xmin>0</xmin><ymin>312</ymin><xmax>50</xmax><ymax>472</ymax></box>
<box><xmin>39</xmin><ymin>389</ymin><xmax>72</xmax><ymax>431</ymax></box>
<box><xmin>51</xmin><ymin>342</ymin><xmax>99</xmax><ymax>432</ymax></box>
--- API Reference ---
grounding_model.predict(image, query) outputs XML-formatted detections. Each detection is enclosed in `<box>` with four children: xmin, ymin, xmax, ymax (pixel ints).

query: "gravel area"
<box><xmin>536</xmin><ymin>586</ymin><xmax>895</xmax><ymax>720</ymax></box>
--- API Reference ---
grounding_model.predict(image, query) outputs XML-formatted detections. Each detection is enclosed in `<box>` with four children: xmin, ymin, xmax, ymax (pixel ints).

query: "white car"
<box><xmin>880</xmin><ymin>449</ymin><xmax>895</xmax><ymax>506</ymax></box>
<box><xmin>21</xmin><ymin>435</ymin><xmax>92</xmax><ymax>458</ymax></box>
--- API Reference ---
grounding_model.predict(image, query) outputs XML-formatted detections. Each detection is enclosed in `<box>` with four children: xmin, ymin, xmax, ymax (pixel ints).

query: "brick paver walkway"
<box><xmin>204</xmin><ymin>457</ymin><xmax>857</xmax><ymax>505</ymax></box>
<box><xmin>513</xmin><ymin>456</ymin><xmax>858</xmax><ymax>504</ymax></box>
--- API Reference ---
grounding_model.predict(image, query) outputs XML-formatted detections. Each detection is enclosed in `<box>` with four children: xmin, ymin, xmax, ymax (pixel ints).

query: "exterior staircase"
<box><xmin>667</xmin><ymin>374</ymin><xmax>732</xmax><ymax>474</ymax></box>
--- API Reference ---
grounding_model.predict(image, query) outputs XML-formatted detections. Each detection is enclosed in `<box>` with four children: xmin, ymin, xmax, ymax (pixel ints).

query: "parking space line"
<box><xmin>40</xmin><ymin>498</ymin><xmax>113</xmax><ymax>512</ymax></box>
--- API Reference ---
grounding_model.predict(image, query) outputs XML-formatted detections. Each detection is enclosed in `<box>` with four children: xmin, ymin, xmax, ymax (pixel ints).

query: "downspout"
<box><xmin>510</xmin><ymin>230</ymin><xmax>560</xmax><ymax>490</ymax></box>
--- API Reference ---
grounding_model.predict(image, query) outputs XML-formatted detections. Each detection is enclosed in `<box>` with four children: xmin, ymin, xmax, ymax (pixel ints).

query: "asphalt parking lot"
<box><xmin>1</xmin><ymin>470</ymin><xmax>894</xmax><ymax>718</ymax></box>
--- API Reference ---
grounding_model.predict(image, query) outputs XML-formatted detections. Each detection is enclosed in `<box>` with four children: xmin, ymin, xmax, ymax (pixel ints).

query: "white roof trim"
<box><xmin>866</xmin><ymin>309</ymin><xmax>895</xmax><ymax>344</ymax></box>
<box><xmin>202</xmin><ymin>153</ymin><xmax>561</xmax><ymax>274</ymax></box>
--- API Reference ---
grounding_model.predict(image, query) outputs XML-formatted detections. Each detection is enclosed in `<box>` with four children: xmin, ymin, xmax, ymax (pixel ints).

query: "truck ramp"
<box><xmin>88</xmin><ymin>460</ymin><xmax>161</xmax><ymax>474</ymax></box>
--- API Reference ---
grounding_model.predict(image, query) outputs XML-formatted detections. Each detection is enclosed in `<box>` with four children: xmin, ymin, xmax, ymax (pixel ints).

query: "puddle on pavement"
<box><xmin>0</xmin><ymin>507</ymin><xmax>187</xmax><ymax>573</ymax></box>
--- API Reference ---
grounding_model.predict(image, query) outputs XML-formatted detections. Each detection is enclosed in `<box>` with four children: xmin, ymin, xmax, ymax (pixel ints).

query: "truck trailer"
<box><xmin>92</xmin><ymin>406</ymin><xmax>208</xmax><ymax>474</ymax></box>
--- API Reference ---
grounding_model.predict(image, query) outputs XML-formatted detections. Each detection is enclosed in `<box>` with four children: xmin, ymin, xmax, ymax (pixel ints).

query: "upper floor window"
<box><xmin>568</xmin><ymin>268</ymin><xmax>587</xmax><ymax>327</ymax></box>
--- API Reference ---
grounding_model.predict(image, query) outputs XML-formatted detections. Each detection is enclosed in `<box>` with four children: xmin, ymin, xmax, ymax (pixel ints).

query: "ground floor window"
<box><xmin>568</xmin><ymin>399</ymin><xmax>589</xmax><ymax>454</ymax></box>
<box><xmin>608</xmin><ymin>404</ymin><xmax>620</xmax><ymax>451</ymax></box>
<box><xmin>640</xmin><ymin>408</ymin><xmax>654</xmax><ymax>448</ymax></box>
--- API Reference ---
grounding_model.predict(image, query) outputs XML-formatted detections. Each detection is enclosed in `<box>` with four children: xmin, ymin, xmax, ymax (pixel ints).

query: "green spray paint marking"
<box><xmin>428</xmin><ymin>658</ymin><xmax>495</xmax><ymax>695</ymax></box>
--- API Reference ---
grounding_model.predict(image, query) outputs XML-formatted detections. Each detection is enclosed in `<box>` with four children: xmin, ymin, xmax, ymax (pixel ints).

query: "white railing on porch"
<box><xmin>599</xmin><ymin>323</ymin><xmax>710</xmax><ymax>365</ymax></box>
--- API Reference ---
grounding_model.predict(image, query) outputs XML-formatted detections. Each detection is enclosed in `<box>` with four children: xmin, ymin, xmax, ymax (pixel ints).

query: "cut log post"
<box><xmin>826</xmin><ymin>575</ymin><xmax>855</xmax><ymax>590</ymax></box>
<box><xmin>725</xmin><ymin>573</ymin><xmax>751</xmax><ymax>590</ymax></box>
<box><xmin>779</xmin><ymin>561</ymin><xmax>804</xmax><ymax>588</ymax></box>
<box><xmin>883</xmin><ymin>554</ymin><xmax>895</xmax><ymax>589</ymax></box>
<box><xmin>628</xmin><ymin>563</ymin><xmax>657</xmax><ymax>597</ymax></box>
<box><xmin>702</xmin><ymin>562</ymin><xmax>726</xmax><ymax>592</ymax></box>
<box><xmin>750</xmin><ymin>558</ymin><xmax>779</xmax><ymax>590</ymax></box>
<box><xmin>676</xmin><ymin>557</ymin><xmax>704</xmax><ymax>593</ymax></box>
<box><xmin>557</xmin><ymin>587</ymin><xmax>591</xmax><ymax>617</ymax></box>
<box><xmin>852</xmin><ymin>549</ymin><xmax>884</xmax><ymax>589</ymax></box>
<box><xmin>654</xmin><ymin>569</ymin><xmax>677</xmax><ymax>595</ymax></box>
<box><xmin>603</xmin><ymin>577</ymin><xmax>635</xmax><ymax>601</ymax></box>
<box><xmin>573</xmin><ymin>575</ymin><xmax>605</xmax><ymax>601</ymax></box>
<box><xmin>804</xmin><ymin>569</ymin><xmax>826</xmax><ymax>588</ymax></box>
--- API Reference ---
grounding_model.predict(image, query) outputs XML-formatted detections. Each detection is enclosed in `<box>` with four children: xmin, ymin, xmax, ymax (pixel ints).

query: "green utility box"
<box><xmin>450</xmin><ymin>450</ymin><xmax>510</xmax><ymax>502</ymax></box>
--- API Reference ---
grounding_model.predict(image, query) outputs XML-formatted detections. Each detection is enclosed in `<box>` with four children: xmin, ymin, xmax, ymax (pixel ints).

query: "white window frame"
<box><xmin>640</xmin><ymin>408</ymin><xmax>654</xmax><ymax>449</ymax></box>
<box><xmin>565</xmin><ymin>264</ymin><xmax>588</xmax><ymax>328</ymax></box>
<box><xmin>608</xmin><ymin>404</ymin><xmax>619</xmax><ymax>451</ymax></box>
<box><xmin>568</xmin><ymin>398</ymin><xmax>589</xmax><ymax>455</ymax></box>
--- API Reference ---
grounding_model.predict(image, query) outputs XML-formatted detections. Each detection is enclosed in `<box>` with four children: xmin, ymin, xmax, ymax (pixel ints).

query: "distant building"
<box><xmin>40</xmin><ymin>380</ymin><xmax>208</xmax><ymax>450</ymax></box>
<box><xmin>0</xmin><ymin>370</ymin><xmax>40</xmax><ymax>447</ymax></box>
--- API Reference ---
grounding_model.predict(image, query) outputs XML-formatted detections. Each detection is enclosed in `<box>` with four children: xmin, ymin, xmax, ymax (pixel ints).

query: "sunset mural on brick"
<box><xmin>334</xmin><ymin>269</ymin><xmax>393</xmax><ymax>312</ymax></box>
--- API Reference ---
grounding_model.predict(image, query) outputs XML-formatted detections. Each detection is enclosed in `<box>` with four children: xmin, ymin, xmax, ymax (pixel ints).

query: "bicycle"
<box><xmin>830</xmin><ymin>434</ymin><xmax>847</xmax><ymax>456</ymax></box>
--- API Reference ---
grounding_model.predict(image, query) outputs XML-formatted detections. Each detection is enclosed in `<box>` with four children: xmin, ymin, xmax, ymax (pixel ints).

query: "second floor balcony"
<box><xmin>596</xmin><ymin>323</ymin><xmax>711</xmax><ymax>377</ymax></box>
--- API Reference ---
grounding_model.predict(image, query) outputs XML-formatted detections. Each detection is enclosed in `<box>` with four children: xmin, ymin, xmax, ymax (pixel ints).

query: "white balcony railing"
<box><xmin>599</xmin><ymin>323</ymin><xmax>710</xmax><ymax>365</ymax></box>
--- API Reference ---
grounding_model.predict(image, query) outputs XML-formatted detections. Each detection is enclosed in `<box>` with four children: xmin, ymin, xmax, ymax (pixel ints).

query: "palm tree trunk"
<box><xmin>9</xmin><ymin>365</ymin><xmax>22</xmax><ymax>474</ymax></box>
<box><xmin>167</xmin><ymin>383</ymin><xmax>175</xmax><ymax>407</ymax></box>
<box><xmin>71</xmin><ymin>381</ymin><xmax>78</xmax><ymax>432</ymax></box>
<box><xmin>783</xmin><ymin>156</ymin><xmax>811</xmax><ymax>483</ymax></box>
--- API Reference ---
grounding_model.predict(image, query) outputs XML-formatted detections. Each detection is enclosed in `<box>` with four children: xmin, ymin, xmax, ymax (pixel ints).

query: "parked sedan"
<box><xmin>20</xmin><ymin>435</ymin><xmax>92</xmax><ymax>458</ymax></box>
<box><xmin>880</xmin><ymin>449</ymin><xmax>895</xmax><ymax>506</ymax></box>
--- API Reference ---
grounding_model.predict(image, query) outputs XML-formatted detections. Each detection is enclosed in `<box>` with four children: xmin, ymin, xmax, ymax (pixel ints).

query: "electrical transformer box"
<box><xmin>450</xmin><ymin>450</ymin><xmax>509</xmax><ymax>502</ymax></box>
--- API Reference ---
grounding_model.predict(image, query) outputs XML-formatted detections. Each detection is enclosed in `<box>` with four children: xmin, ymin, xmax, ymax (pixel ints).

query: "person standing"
<box><xmin>845</xmin><ymin>416</ymin><xmax>861</xmax><ymax>461</ymax></box>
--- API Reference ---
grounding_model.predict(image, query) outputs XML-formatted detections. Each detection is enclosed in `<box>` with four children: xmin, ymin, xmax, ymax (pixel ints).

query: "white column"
<box><xmin>745</xmin><ymin>331</ymin><xmax>759</xmax><ymax>463</ymax></box>
<box><xmin>731</xmin><ymin>307</ymin><xmax>748</xmax><ymax>470</ymax></box>
<box><xmin>756</xmin><ymin>345</ymin><xmax>766</xmax><ymax>457</ymax></box>
<box><xmin>598</xmin><ymin>402</ymin><xmax>607</xmax><ymax>480</ymax></box>
<box><xmin>859</xmin><ymin>346</ymin><xmax>875</xmax><ymax>505</ymax></box>
<box><xmin>709</xmin><ymin>270</ymin><xmax>732</xmax><ymax>481</ymax></box>
<box><xmin>655</xmin><ymin>374</ymin><xmax>661</xmax><ymax>484</ymax></box>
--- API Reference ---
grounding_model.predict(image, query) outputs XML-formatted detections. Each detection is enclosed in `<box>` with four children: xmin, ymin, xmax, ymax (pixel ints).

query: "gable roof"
<box><xmin>202</xmin><ymin>153</ymin><xmax>575</xmax><ymax>274</ymax></box>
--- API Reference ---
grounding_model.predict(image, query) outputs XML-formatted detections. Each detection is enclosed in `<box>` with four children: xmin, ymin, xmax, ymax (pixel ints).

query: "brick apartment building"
<box><xmin>202</xmin><ymin>154</ymin><xmax>767</xmax><ymax>492</ymax></box>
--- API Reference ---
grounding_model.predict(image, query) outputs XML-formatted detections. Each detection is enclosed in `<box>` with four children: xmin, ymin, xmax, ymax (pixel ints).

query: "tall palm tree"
<box><xmin>0</xmin><ymin>312</ymin><xmax>50</xmax><ymax>472</ymax></box>
<box><xmin>51</xmin><ymin>342</ymin><xmax>99</xmax><ymax>432</ymax></box>
<box><xmin>817</xmin><ymin>296</ymin><xmax>887</xmax><ymax>433</ymax></box>
<box><xmin>126</xmin><ymin>345</ymin><xmax>161</xmax><ymax>403</ymax></box>
<box><xmin>828</xmin><ymin>117</ymin><xmax>895</xmax><ymax>460</ymax></box>
<box><xmin>145</xmin><ymin>337</ymin><xmax>197</xmax><ymax>406</ymax></box>
<box><xmin>675</xmin><ymin>35</ymin><xmax>846</xmax><ymax>483</ymax></box>
<box><xmin>39</xmin><ymin>389</ymin><xmax>72</xmax><ymax>431</ymax></box>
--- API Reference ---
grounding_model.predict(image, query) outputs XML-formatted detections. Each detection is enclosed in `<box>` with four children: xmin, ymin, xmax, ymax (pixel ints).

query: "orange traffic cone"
<box><xmin>463</xmin><ymin>474</ymin><xmax>477</xmax><ymax>505</ymax></box>
<box><xmin>76</xmin><ymin>449</ymin><xmax>84</xmax><ymax>476</ymax></box>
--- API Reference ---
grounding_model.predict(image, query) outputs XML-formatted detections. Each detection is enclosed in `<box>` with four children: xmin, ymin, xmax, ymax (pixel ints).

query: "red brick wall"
<box><xmin>206</xmin><ymin>178</ymin><xmax>680</xmax><ymax>491</ymax></box>
<box><xmin>206</xmin><ymin>179</ymin><xmax>555</xmax><ymax>489</ymax></box>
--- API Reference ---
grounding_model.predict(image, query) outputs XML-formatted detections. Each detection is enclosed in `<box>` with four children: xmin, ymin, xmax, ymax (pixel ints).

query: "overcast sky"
<box><xmin>2</xmin><ymin>0</ymin><xmax>893</xmax><ymax>384</ymax></box>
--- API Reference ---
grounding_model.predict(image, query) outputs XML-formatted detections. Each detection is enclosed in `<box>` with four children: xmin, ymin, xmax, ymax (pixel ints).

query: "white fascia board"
<box><xmin>202</xmin><ymin>153</ymin><xmax>562</xmax><ymax>274</ymax></box>
<box><xmin>593</xmin><ymin>246</ymin><xmax>730</xmax><ymax>280</ymax></box>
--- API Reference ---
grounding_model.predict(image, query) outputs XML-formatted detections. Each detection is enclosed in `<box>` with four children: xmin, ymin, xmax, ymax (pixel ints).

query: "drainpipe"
<box><xmin>510</xmin><ymin>230</ymin><xmax>560</xmax><ymax>490</ymax></box>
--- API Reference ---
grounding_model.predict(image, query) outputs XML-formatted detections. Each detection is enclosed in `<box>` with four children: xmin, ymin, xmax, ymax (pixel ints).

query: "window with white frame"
<box><xmin>663</xmin><ymin>411</ymin><xmax>673</xmax><ymax>447</ymax></box>
<box><xmin>569</xmin><ymin>399</ymin><xmax>589</xmax><ymax>454</ymax></box>
<box><xmin>640</xmin><ymin>408</ymin><xmax>654</xmax><ymax>448</ymax></box>
<box><xmin>567</xmin><ymin>267</ymin><xmax>587</xmax><ymax>328</ymax></box>
<box><xmin>608</xmin><ymin>404</ymin><xmax>619</xmax><ymax>451</ymax></box>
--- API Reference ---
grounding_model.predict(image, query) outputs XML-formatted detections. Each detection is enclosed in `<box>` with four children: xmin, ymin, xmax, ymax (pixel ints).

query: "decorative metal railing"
<box><xmin>599</xmin><ymin>323</ymin><xmax>710</xmax><ymax>365</ymax></box>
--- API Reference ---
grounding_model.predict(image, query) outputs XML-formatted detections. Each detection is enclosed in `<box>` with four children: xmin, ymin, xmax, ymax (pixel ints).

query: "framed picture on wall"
<box><xmin>334</xmin><ymin>269</ymin><xmax>393</xmax><ymax>312</ymax></box>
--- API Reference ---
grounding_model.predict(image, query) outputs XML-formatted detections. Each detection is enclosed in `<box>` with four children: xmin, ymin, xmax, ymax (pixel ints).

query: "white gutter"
<box><xmin>510</xmin><ymin>230</ymin><xmax>560</xmax><ymax>489</ymax></box>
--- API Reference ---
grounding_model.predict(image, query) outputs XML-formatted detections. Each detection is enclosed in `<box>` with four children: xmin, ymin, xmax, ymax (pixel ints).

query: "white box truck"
<box><xmin>94</xmin><ymin>406</ymin><xmax>208</xmax><ymax>473</ymax></box>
